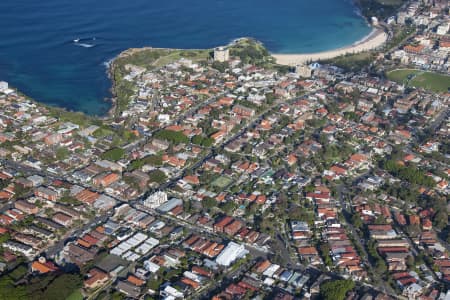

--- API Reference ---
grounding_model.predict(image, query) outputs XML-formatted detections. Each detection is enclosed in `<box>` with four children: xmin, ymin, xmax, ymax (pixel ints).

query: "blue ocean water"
<box><xmin>0</xmin><ymin>0</ymin><xmax>370</xmax><ymax>115</ymax></box>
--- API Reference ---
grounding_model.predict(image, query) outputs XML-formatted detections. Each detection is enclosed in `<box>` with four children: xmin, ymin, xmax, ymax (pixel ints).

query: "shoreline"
<box><xmin>106</xmin><ymin>29</ymin><xmax>388</xmax><ymax>117</ymax></box>
<box><xmin>272</xmin><ymin>27</ymin><xmax>387</xmax><ymax>66</ymax></box>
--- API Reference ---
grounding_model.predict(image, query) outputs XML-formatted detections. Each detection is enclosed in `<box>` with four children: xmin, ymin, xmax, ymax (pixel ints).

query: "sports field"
<box><xmin>386</xmin><ymin>69</ymin><xmax>450</xmax><ymax>93</ymax></box>
<box><xmin>211</xmin><ymin>176</ymin><xmax>233</xmax><ymax>188</ymax></box>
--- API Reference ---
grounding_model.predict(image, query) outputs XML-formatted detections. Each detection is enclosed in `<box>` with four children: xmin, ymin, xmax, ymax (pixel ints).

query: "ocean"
<box><xmin>0</xmin><ymin>0</ymin><xmax>371</xmax><ymax>115</ymax></box>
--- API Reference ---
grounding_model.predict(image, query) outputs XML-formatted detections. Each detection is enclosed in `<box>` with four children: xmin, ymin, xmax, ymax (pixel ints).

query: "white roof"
<box><xmin>263</xmin><ymin>264</ymin><xmax>280</xmax><ymax>277</ymax></box>
<box><xmin>164</xmin><ymin>285</ymin><xmax>184</xmax><ymax>298</ymax></box>
<box><xmin>144</xmin><ymin>260</ymin><xmax>161</xmax><ymax>273</ymax></box>
<box><xmin>215</xmin><ymin>242</ymin><xmax>248</xmax><ymax>267</ymax></box>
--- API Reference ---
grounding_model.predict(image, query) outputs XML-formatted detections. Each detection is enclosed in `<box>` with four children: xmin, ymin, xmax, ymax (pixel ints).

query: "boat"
<box><xmin>73</xmin><ymin>38</ymin><xmax>80</xmax><ymax>43</ymax></box>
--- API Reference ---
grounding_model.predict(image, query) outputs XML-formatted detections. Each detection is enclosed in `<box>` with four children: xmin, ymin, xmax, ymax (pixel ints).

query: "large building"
<box><xmin>437</xmin><ymin>23</ymin><xmax>449</xmax><ymax>35</ymax></box>
<box><xmin>295</xmin><ymin>65</ymin><xmax>312</xmax><ymax>78</ymax></box>
<box><xmin>214</xmin><ymin>46</ymin><xmax>230</xmax><ymax>62</ymax></box>
<box><xmin>144</xmin><ymin>191</ymin><xmax>168</xmax><ymax>208</ymax></box>
<box><xmin>215</xmin><ymin>242</ymin><xmax>248</xmax><ymax>267</ymax></box>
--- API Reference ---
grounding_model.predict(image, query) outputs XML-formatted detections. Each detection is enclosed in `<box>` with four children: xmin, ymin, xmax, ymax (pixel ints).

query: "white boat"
<box><xmin>73</xmin><ymin>38</ymin><xmax>80</xmax><ymax>43</ymax></box>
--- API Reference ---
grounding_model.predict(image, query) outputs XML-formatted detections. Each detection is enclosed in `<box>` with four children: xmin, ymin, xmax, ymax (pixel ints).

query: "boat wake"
<box><xmin>73</xmin><ymin>37</ymin><xmax>96</xmax><ymax>48</ymax></box>
<box><xmin>75</xmin><ymin>43</ymin><xmax>95</xmax><ymax>48</ymax></box>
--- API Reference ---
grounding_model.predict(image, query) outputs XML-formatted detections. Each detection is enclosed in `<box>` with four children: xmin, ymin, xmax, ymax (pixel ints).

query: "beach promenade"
<box><xmin>272</xmin><ymin>28</ymin><xmax>388</xmax><ymax>66</ymax></box>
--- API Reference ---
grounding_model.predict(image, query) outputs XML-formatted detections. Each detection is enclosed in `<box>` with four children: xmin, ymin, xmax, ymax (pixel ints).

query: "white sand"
<box><xmin>272</xmin><ymin>28</ymin><xmax>388</xmax><ymax>66</ymax></box>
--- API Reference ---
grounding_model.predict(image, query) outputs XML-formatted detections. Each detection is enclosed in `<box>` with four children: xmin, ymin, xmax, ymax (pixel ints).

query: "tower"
<box><xmin>214</xmin><ymin>47</ymin><xmax>230</xmax><ymax>62</ymax></box>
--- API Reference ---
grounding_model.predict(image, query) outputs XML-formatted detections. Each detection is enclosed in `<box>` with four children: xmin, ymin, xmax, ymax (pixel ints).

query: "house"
<box><xmin>214</xmin><ymin>216</ymin><xmax>234</xmax><ymax>233</ymax></box>
<box><xmin>93</xmin><ymin>173</ymin><xmax>120</xmax><ymax>187</ymax></box>
<box><xmin>210</xmin><ymin>130</ymin><xmax>227</xmax><ymax>143</ymax></box>
<box><xmin>84</xmin><ymin>268</ymin><xmax>110</xmax><ymax>289</ymax></box>
<box><xmin>183</xmin><ymin>175</ymin><xmax>200</xmax><ymax>185</ymax></box>
<box><xmin>31</xmin><ymin>257</ymin><xmax>58</xmax><ymax>274</ymax></box>
<box><xmin>3</xmin><ymin>241</ymin><xmax>34</xmax><ymax>257</ymax></box>
<box><xmin>14</xmin><ymin>200</ymin><xmax>38</xmax><ymax>214</ymax></box>
<box><xmin>44</xmin><ymin>133</ymin><xmax>62</xmax><ymax>145</ymax></box>
<box><xmin>116</xmin><ymin>280</ymin><xmax>141</xmax><ymax>298</ymax></box>
<box><xmin>233</xmin><ymin>105</ymin><xmax>255</xmax><ymax>118</ymax></box>
<box><xmin>52</xmin><ymin>212</ymin><xmax>73</xmax><ymax>226</ymax></box>
<box><xmin>64</xmin><ymin>243</ymin><xmax>97</xmax><ymax>266</ymax></box>
<box><xmin>422</xmin><ymin>218</ymin><xmax>432</xmax><ymax>231</ymax></box>
<box><xmin>34</xmin><ymin>186</ymin><xmax>59</xmax><ymax>201</ymax></box>
<box><xmin>404</xmin><ymin>44</ymin><xmax>425</xmax><ymax>54</ymax></box>
<box><xmin>224</xmin><ymin>220</ymin><xmax>244</xmax><ymax>236</ymax></box>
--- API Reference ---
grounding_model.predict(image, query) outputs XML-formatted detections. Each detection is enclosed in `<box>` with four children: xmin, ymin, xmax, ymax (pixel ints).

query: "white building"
<box><xmin>3</xmin><ymin>241</ymin><xmax>34</xmax><ymax>257</ymax></box>
<box><xmin>144</xmin><ymin>191</ymin><xmax>168</xmax><ymax>208</ymax></box>
<box><xmin>214</xmin><ymin>47</ymin><xmax>230</xmax><ymax>62</ymax></box>
<box><xmin>144</xmin><ymin>260</ymin><xmax>160</xmax><ymax>273</ymax></box>
<box><xmin>437</xmin><ymin>23</ymin><xmax>449</xmax><ymax>35</ymax></box>
<box><xmin>0</xmin><ymin>81</ymin><xmax>8</xmax><ymax>92</ymax></box>
<box><xmin>295</xmin><ymin>65</ymin><xmax>312</xmax><ymax>78</ymax></box>
<box><xmin>162</xmin><ymin>285</ymin><xmax>184</xmax><ymax>299</ymax></box>
<box><xmin>215</xmin><ymin>242</ymin><xmax>248</xmax><ymax>267</ymax></box>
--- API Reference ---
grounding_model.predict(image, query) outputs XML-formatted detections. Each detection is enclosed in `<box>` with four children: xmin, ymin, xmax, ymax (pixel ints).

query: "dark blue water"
<box><xmin>0</xmin><ymin>0</ymin><xmax>370</xmax><ymax>115</ymax></box>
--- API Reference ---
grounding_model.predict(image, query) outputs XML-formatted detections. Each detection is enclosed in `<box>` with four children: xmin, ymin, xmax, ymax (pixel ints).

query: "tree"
<box><xmin>0</xmin><ymin>232</ymin><xmax>10</xmax><ymax>244</ymax></box>
<box><xmin>320</xmin><ymin>279</ymin><xmax>355</xmax><ymax>300</ymax></box>
<box><xmin>382</xmin><ymin>159</ymin><xmax>435</xmax><ymax>187</ymax></box>
<box><xmin>154</xmin><ymin>130</ymin><xmax>189</xmax><ymax>144</ymax></box>
<box><xmin>29</xmin><ymin>273</ymin><xmax>82</xmax><ymax>300</ymax></box>
<box><xmin>202</xmin><ymin>197</ymin><xmax>217</xmax><ymax>210</ymax></box>
<box><xmin>55</xmin><ymin>147</ymin><xmax>70</xmax><ymax>160</ymax></box>
<box><xmin>211</xmin><ymin>61</ymin><xmax>228</xmax><ymax>72</ymax></box>
<box><xmin>101</xmin><ymin>148</ymin><xmax>125</xmax><ymax>161</ymax></box>
<box><xmin>0</xmin><ymin>276</ymin><xmax>28</xmax><ymax>300</ymax></box>
<box><xmin>433</xmin><ymin>208</ymin><xmax>448</xmax><ymax>230</ymax></box>
<box><xmin>220</xmin><ymin>201</ymin><xmax>237</xmax><ymax>214</ymax></box>
<box><xmin>191</xmin><ymin>135</ymin><xmax>203</xmax><ymax>145</ymax></box>
<box><xmin>406</xmin><ymin>255</ymin><xmax>415</xmax><ymax>269</ymax></box>
<box><xmin>148</xmin><ymin>170</ymin><xmax>167</xmax><ymax>184</ymax></box>
<box><xmin>318</xmin><ymin>242</ymin><xmax>332</xmax><ymax>266</ymax></box>
<box><xmin>351</xmin><ymin>213</ymin><xmax>363</xmax><ymax>230</ymax></box>
<box><xmin>192</xmin><ymin>135</ymin><xmax>214</xmax><ymax>147</ymax></box>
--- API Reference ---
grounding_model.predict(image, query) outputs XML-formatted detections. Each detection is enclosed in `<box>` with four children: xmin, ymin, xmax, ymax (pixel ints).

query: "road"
<box><xmin>428</xmin><ymin>107</ymin><xmax>448</xmax><ymax>133</ymax></box>
<box><xmin>337</xmin><ymin>175</ymin><xmax>395</xmax><ymax>295</ymax></box>
<box><xmin>45</xmin><ymin>213</ymin><xmax>111</xmax><ymax>259</ymax></box>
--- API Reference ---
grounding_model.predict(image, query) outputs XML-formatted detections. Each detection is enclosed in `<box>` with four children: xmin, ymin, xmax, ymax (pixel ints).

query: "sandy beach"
<box><xmin>272</xmin><ymin>28</ymin><xmax>388</xmax><ymax>66</ymax></box>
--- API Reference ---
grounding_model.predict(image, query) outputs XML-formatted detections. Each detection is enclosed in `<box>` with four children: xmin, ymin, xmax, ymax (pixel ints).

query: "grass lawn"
<box><xmin>410</xmin><ymin>72</ymin><xmax>450</xmax><ymax>93</ymax></box>
<box><xmin>66</xmin><ymin>289</ymin><xmax>83</xmax><ymax>300</ymax></box>
<box><xmin>8</xmin><ymin>265</ymin><xmax>28</xmax><ymax>281</ymax></box>
<box><xmin>387</xmin><ymin>69</ymin><xmax>450</xmax><ymax>93</ymax></box>
<box><xmin>212</xmin><ymin>176</ymin><xmax>233</xmax><ymax>188</ymax></box>
<box><xmin>386</xmin><ymin>69</ymin><xmax>420</xmax><ymax>83</ymax></box>
<box><xmin>153</xmin><ymin>49</ymin><xmax>210</xmax><ymax>68</ymax></box>
<box><xmin>322</xmin><ymin>52</ymin><xmax>375</xmax><ymax>72</ymax></box>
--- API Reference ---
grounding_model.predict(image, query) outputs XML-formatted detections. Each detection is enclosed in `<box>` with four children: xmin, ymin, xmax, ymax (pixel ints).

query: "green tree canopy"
<box><xmin>153</xmin><ymin>130</ymin><xmax>189</xmax><ymax>144</ymax></box>
<box><xmin>320</xmin><ymin>279</ymin><xmax>355</xmax><ymax>300</ymax></box>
